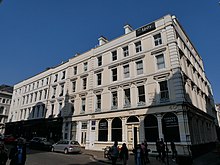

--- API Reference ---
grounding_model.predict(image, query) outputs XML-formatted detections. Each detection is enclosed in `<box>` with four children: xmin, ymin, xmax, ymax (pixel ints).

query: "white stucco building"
<box><xmin>0</xmin><ymin>85</ymin><xmax>13</xmax><ymax>134</ymax></box>
<box><xmin>7</xmin><ymin>15</ymin><xmax>217</xmax><ymax>156</ymax></box>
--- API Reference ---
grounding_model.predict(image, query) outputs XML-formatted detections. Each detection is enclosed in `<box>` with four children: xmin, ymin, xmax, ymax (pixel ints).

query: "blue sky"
<box><xmin>0</xmin><ymin>1</ymin><xmax>219</xmax><ymax>103</ymax></box>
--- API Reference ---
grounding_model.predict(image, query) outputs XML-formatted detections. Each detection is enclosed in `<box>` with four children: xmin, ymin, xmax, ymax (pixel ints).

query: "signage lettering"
<box><xmin>136</xmin><ymin>22</ymin><xmax>156</xmax><ymax>37</ymax></box>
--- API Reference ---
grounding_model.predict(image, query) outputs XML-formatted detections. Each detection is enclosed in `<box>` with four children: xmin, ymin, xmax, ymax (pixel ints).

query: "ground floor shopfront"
<box><xmin>5</xmin><ymin>117</ymin><xmax>63</xmax><ymax>142</ymax></box>
<box><xmin>63</xmin><ymin>104</ymin><xmax>217</xmax><ymax>156</ymax></box>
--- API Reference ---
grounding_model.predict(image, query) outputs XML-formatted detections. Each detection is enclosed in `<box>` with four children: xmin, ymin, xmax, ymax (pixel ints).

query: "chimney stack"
<box><xmin>124</xmin><ymin>24</ymin><xmax>133</xmax><ymax>34</ymax></box>
<box><xmin>98</xmin><ymin>36</ymin><xmax>108</xmax><ymax>46</ymax></box>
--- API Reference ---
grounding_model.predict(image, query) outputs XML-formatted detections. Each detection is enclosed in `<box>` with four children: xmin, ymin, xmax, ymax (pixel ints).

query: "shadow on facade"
<box><xmin>138</xmin><ymin>70</ymin><xmax>217</xmax><ymax>158</ymax></box>
<box><xmin>5</xmin><ymin>101</ymin><xmax>63</xmax><ymax>142</ymax></box>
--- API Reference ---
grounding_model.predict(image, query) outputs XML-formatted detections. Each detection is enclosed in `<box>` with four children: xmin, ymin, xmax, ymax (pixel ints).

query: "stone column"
<box><xmin>108</xmin><ymin>119</ymin><xmax>112</xmax><ymax>142</ymax></box>
<box><xmin>177</xmin><ymin>111</ymin><xmax>189</xmax><ymax>143</ymax></box>
<box><xmin>139</xmin><ymin>116</ymin><xmax>145</xmax><ymax>143</ymax></box>
<box><xmin>122</xmin><ymin>117</ymin><xmax>126</xmax><ymax>142</ymax></box>
<box><xmin>156</xmin><ymin>114</ymin><xmax>163</xmax><ymax>139</ymax></box>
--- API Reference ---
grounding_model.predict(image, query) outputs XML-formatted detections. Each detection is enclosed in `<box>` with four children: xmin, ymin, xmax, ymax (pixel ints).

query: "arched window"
<box><xmin>127</xmin><ymin>116</ymin><xmax>139</xmax><ymax>123</ymax></box>
<box><xmin>162</xmin><ymin>112</ymin><xmax>180</xmax><ymax>142</ymax></box>
<box><xmin>98</xmin><ymin>119</ymin><xmax>108</xmax><ymax>141</ymax></box>
<box><xmin>112</xmin><ymin>117</ymin><xmax>122</xmax><ymax>142</ymax></box>
<box><xmin>144</xmin><ymin>114</ymin><xmax>159</xmax><ymax>142</ymax></box>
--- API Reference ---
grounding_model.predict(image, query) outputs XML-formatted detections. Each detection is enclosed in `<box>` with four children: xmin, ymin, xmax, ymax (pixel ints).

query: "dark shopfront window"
<box><xmin>144</xmin><ymin>115</ymin><xmax>159</xmax><ymax>142</ymax></box>
<box><xmin>112</xmin><ymin>117</ymin><xmax>122</xmax><ymax>142</ymax></box>
<box><xmin>98</xmin><ymin>119</ymin><xmax>108</xmax><ymax>141</ymax></box>
<box><xmin>162</xmin><ymin>112</ymin><xmax>180</xmax><ymax>142</ymax></box>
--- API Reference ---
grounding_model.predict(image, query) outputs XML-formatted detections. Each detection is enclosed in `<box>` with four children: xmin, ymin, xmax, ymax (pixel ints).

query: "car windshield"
<box><xmin>71</xmin><ymin>141</ymin><xmax>79</xmax><ymax>145</ymax></box>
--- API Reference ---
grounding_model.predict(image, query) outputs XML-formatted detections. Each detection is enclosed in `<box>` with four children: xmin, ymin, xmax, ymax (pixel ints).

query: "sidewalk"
<box><xmin>83</xmin><ymin>148</ymin><xmax>220</xmax><ymax>165</ymax></box>
<box><xmin>82</xmin><ymin>148</ymin><xmax>177</xmax><ymax>165</ymax></box>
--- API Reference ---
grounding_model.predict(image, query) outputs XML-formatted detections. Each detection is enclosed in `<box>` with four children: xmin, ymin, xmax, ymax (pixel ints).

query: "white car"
<box><xmin>51</xmin><ymin>140</ymin><xmax>81</xmax><ymax>154</ymax></box>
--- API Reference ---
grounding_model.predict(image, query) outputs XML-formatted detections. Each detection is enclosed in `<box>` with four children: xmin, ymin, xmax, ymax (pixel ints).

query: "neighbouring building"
<box><xmin>0</xmin><ymin>85</ymin><xmax>13</xmax><ymax>134</ymax></box>
<box><xmin>216</xmin><ymin>104</ymin><xmax>220</xmax><ymax>126</ymax></box>
<box><xmin>216</xmin><ymin>104</ymin><xmax>220</xmax><ymax>140</ymax></box>
<box><xmin>6</xmin><ymin>15</ymin><xmax>217</xmax><ymax>157</ymax></box>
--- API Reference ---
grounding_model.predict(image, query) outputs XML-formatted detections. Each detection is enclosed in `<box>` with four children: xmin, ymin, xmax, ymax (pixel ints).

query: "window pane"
<box><xmin>138</xmin><ymin>86</ymin><xmax>145</xmax><ymax>103</ymax></box>
<box><xmin>135</xmin><ymin>41</ymin><xmax>142</xmax><ymax>53</ymax></box>
<box><xmin>156</xmin><ymin>54</ymin><xmax>165</xmax><ymax>69</ymax></box>
<box><xmin>112</xmin><ymin>51</ymin><xmax>117</xmax><ymax>61</ymax></box>
<box><xmin>123</xmin><ymin>46</ymin><xmax>129</xmax><ymax>57</ymax></box>
<box><xmin>159</xmin><ymin>81</ymin><xmax>169</xmax><ymax>101</ymax></box>
<box><xmin>99</xmin><ymin>119</ymin><xmax>108</xmax><ymax>141</ymax></box>
<box><xmin>124</xmin><ymin>89</ymin><xmax>131</xmax><ymax>105</ymax></box>
<box><xmin>112</xmin><ymin>118</ymin><xmax>122</xmax><ymax>142</ymax></box>
<box><xmin>123</xmin><ymin>65</ymin><xmax>130</xmax><ymax>78</ymax></box>
<box><xmin>112</xmin><ymin>68</ymin><xmax>117</xmax><ymax>81</ymax></box>
<box><xmin>154</xmin><ymin>33</ymin><xmax>162</xmax><ymax>46</ymax></box>
<box><xmin>136</xmin><ymin>61</ymin><xmax>143</xmax><ymax>75</ymax></box>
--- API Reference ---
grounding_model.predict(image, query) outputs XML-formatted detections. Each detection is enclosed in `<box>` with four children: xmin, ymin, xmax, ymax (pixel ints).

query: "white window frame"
<box><xmin>97</xmin><ymin>56</ymin><xmax>102</xmax><ymax>66</ymax></box>
<box><xmin>156</xmin><ymin>54</ymin><xmax>165</xmax><ymax>70</ymax></box>
<box><xmin>159</xmin><ymin>80</ymin><xmax>169</xmax><ymax>102</ymax></box>
<box><xmin>97</xmin><ymin>73</ymin><xmax>102</xmax><ymax>86</ymax></box>
<box><xmin>82</xmin><ymin>77</ymin><xmax>87</xmax><ymax>90</ymax></box>
<box><xmin>84</xmin><ymin>62</ymin><xmax>88</xmax><ymax>72</ymax></box>
<box><xmin>154</xmin><ymin>33</ymin><xmax>162</xmax><ymax>46</ymax></box>
<box><xmin>112</xmin><ymin>91</ymin><xmax>118</xmax><ymax>109</ymax></box>
<box><xmin>112</xmin><ymin>68</ymin><xmax>117</xmax><ymax>81</ymax></box>
<box><xmin>112</xmin><ymin>50</ymin><xmax>117</xmax><ymax>61</ymax></box>
<box><xmin>136</xmin><ymin>60</ymin><xmax>143</xmax><ymax>75</ymax></box>
<box><xmin>123</xmin><ymin>46</ymin><xmax>129</xmax><ymax>57</ymax></box>
<box><xmin>81</xmin><ymin>98</ymin><xmax>86</xmax><ymax>112</ymax></box>
<box><xmin>72</xmin><ymin>81</ymin><xmax>76</xmax><ymax>92</ymax></box>
<box><xmin>123</xmin><ymin>64</ymin><xmax>130</xmax><ymax>78</ymax></box>
<box><xmin>135</xmin><ymin>41</ymin><xmax>142</xmax><ymax>53</ymax></box>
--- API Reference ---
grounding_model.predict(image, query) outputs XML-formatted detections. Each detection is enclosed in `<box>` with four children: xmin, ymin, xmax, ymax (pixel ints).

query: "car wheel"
<box><xmin>51</xmin><ymin>147</ymin><xmax>54</xmax><ymax>152</ymax></box>
<box><xmin>64</xmin><ymin>149</ymin><xmax>68</xmax><ymax>154</ymax></box>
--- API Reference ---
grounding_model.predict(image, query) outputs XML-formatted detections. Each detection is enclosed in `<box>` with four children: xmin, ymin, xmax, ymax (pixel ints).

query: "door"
<box><xmin>81</xmin><ymin>131</ymin><xmax>86</xmax><ymax>146</ymax></box>
<box><xmin>127</xmin><ymin>125</ymin><xmax>139</xmax><ymax>150</ymax></box>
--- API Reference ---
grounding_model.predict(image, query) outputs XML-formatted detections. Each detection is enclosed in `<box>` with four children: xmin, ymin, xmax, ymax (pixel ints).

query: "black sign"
<box><xmin>163</xmin><ymin>116</ymin><xmax>178</xmax><ymax>127</ymax></box>
<box><xmin>136</xmin><ymin>22</ymin><xmax>156</xmax><ymax>37</ymax></box>
<box><xmin>99</xmin><ymin>121</ymin><xmax>108</xmax><ymax>129</ymax></box>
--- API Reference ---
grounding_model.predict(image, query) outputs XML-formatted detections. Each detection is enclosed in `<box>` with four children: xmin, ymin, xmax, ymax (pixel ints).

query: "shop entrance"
<box><xmin>126</xmin><ymin>116</ymin><xmax>140</xmax><ymax>150</ymax></box>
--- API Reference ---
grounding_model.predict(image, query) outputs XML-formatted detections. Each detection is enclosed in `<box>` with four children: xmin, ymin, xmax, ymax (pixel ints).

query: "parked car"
<box><xmin>29</xmin><ymin>137</ymin><xmax>52</xmax><ymax>151</ymax></box>
<box><xmin>51</xmin><ymin>140</ymin><xmax>81</xmax><ymax>154</ymax></box>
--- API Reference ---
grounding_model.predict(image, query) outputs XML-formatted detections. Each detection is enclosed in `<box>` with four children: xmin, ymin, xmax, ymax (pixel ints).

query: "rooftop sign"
<box><xmin>136</xmin><ymin>22</ymin><xmax>156</xmax><ymax>37</ymax></box>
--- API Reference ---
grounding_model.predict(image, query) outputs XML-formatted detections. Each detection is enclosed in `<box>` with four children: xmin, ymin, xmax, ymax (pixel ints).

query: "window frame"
<box><xmin>112</xmin><ymin>50</ymin><xmax>117</xmax><ymax>61</ymax></box>
<box><xmin>136</xmin><ymin>60</ymin><xmax>143</xmax><ymax>75</ymax></box>
<box><xmin>82</xmin><ymin>77</ymin><xmax>87</xmax><ymax>90</ymax></box>
<box><xmin>159</xmin><ymin>80</ymin><xmax>169</xmax><ymax>102</ymax></box>
<box><xmin>123</xmin><ymin>46</ymin><xmax>129</xmax><ymax>57</ymax></box>
<box><xmin>138</xmin><ymin>85</ymin><xmax>146</xmax><ymax>104</ymax></box>
<box><xmin>96</xmin><ymin>94</ymin><xmax>101</xmax><ymax>111</ymax></box>
<box><xmin>97</xmin><ymin>56</ymin><xmax>102</xmax><ymax>66</ymax></box>
<box><xmin>73</xmin><ymin>66</ymin><xmax>77</xmax><ymax>75</ymax></box>
<box><xmin>97</xmin><ymin>73</ymin><xmax>102</xmax><ymax>86</ymax></box>
<box><xmin>81</xmin><ymin>98</ymin><xmax>86</xmax><ymax>112</ymax></box>
<box><xmin>123</xmin><ymin>64</ymin><xmax>130</xmax><ymax>78</ymax></box>
<box><xmin>112</xmin><ymin>91</ymin><xmax>118</xmax><ymax>109</ymax></box>
<box><xmin>124</xmin><ymin>88</ymin><xmax>131</xmax><ymax>107</ymax></box>
<box><xmin>154</xmin><ymin>33</ymin><xmax>162</xmax><ymax>46</ymax></box>
<box><xmin>135</xmin><ymin>41</ymin><xmax>142</xmax><ymax>53</ymax></box>
<box><xmin>156</xmin><ymin>54</ymin><xmax>165</xmax><ymax>70</ymax></box>
<box><xmin>112</xmin><ymin>68</ymin><xmax>117</xmax><ymax>81</ymax></box>
<box><xmin>84</xmin><ymin>62</ymin><xmax>88</xmax><ymax>72</ymax></box>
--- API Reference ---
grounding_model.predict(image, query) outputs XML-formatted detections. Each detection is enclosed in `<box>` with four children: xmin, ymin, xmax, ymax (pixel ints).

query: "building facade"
<box><xmin>0</xmin><ymin>85</ymin><xmax>13</xmax><ymax>134</ymax></box>
<box><xmin>7</xmin><ymin>15</ymin><xmax>217</xmax><ymax>156</ymax></box>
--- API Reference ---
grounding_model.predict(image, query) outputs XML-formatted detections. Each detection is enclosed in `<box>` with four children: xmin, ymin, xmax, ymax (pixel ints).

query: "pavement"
<box><xmin>82</xmin><ymin>148</ymin><xmax>177</xmax><ymax>165</ymax></box>
<box><xmin>82</xmin><ymin>148</ymin><xmax>220</xmax><ymax>165</ymax></box>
